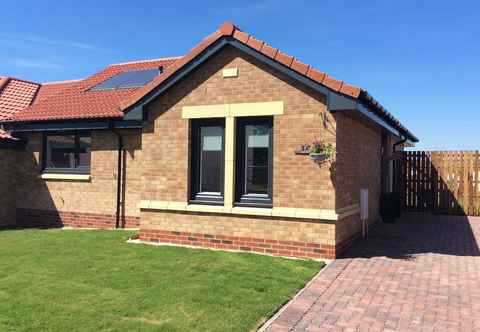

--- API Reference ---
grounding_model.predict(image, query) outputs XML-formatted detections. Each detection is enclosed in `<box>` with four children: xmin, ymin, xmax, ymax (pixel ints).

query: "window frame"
<box><xmin>235</xmin><ymin>117</ymin><xmax>273</xmax><ymax>207</ymax></box>
<box><xmin>189</xmin><ymin>118</ymin><xmax>225</xmax><ymax>205</ymax></box>
<box><xmin>42</xmin><ymin>131</ymin><xmax>91</xmax><ymax>174</ymax></box>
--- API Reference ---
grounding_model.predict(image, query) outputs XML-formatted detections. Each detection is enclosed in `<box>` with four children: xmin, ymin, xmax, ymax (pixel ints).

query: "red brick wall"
<box><xmin>139</xmin><ymin>229</ymin><xmax>337</xmax><ymax>259</ymax></box>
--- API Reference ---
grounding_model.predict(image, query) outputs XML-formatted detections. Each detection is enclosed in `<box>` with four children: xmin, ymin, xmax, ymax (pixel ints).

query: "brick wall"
<box><xmin>143</xmin><ymin>45</ymin><xmax>336</xmax><ymax>209</ymax></box>
<box><xmin>334</xmin><ymin>113</ymin><xmax>382</xmax><ymax>244</ymax></box>
<box><xmin>140</xmin><ymin>210</ymin><xmax>339</xmax><ymax>259</ymax></box>
<box><xmin>16</xmin><ymin>208</ymin><xmax>139</xmax><ymax>229</ymax></box>
<box><xmin>139</xmin><ymin>45</ymin><xmax>373</xmax><ymax>258</ymax></box>
<box><xmin>0</xmin><ymin>149</ymin><xmax>17</xmax><ymax>227</ymax></box>
<box><xmin>15</xmin><ymin>129</ymin><xmax>142</xmax><ymax>228</ymax></box>
<box><xmin>7</xmin><ymin>44</ymin><xmax>387</xmax><ymax>259</ymax></box>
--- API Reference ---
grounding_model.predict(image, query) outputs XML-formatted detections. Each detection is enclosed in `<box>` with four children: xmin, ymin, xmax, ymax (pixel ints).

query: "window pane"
<box><xmin>47</xmin><ymin>135</ymin><xmax>76</xmax><ymax>168</ymax></box>
<box><xmin>245</xmin><ymin>124</ymin><xmax>270</xmax><ymax>194</ymax></box>
<box><xmin>200</xmin><ymin>126</ymin><xmax>223</xmax><ymax>193</ymax></box>
<box><xmin>246</xmin><ymin>166</ymin><xmax>268</xmax><ymax>194</ymax></box>
<box><xmin>78</xmin><ymin>136</ymin><xmax>91</xmax><ymax>168</ymax></box>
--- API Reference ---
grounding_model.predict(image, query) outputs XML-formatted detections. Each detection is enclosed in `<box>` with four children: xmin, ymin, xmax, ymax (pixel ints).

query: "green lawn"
<box><xmin>0</xmin><ymin>229</ymin><xmax>322</xmax><ymax>332</ymax></box>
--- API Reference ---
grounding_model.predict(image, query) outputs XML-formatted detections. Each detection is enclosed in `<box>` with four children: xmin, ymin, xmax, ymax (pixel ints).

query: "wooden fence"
<box><xmin>404</xmin><ymin>151</ymin><xmax>480</xmax><ymax>216</ymax></box>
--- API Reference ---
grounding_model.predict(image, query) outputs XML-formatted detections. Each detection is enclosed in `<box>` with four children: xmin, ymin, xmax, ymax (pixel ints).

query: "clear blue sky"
<box><xmin>1</xmin><ymin>1</ymin><xmax>478</xmax><ymax>150</ymax></box>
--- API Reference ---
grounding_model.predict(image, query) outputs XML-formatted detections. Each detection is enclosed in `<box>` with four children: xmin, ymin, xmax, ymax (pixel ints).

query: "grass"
<box><xmin>0</xmin><ymin>229</ymin><xmax>323</xmax><ymax>331</ymax></box>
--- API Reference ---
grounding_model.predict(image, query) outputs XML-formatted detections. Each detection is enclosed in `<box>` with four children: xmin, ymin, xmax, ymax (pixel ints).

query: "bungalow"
<box><xmin>0</xmin><ymin>22</ymin><xmax>417</xmax><ymax>259</ymax></box>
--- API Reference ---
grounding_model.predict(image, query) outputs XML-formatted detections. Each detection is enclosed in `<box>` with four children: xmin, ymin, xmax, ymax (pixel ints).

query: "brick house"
<box><xmin>0</xmin><ymin>22</ymin><xmax>417</xmax><ymax>259</ymax></box>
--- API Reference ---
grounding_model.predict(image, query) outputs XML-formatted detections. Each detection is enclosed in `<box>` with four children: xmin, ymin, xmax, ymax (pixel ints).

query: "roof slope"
<box><xmin>120</xmin><ymin>22</ymin><xmax>362</xmax><ymax>111</ymax></box>
<box><xmin>0</xmin><ymin>77</ymin><xmax>40</xmax><ymax>121</ymax></box>
<box><xmin>8</xmin><ymin>57</ymin><xmax>179</xmax><ymax>122</ymax></box>
<box><xmin>0</xmin><ymin>77</ymin><xmax>40</xmax><ymax>142</ymax></box>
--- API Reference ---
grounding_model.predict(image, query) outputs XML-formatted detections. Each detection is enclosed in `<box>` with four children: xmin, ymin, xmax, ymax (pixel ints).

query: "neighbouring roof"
<box><xmin>0</xmin><ymin>77</ymin><xmax>40</xmax><ymax>121</ymax></box>
<box><xmin>1</xmin><ymin>57</ymin><xmax>179</xmax><ymax>123</ymax></box>
<box><xmin>0</xmin><ymin>22</ymin><xmax>417</xmax><ymax>142</ymax></box>
<box><xmin>0</xmin><ymin>77</ymin><xmax>40</xmax><ymax>143</ymax></box>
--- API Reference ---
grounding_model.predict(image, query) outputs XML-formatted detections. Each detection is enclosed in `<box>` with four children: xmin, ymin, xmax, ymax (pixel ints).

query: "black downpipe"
<box><xmin>391</xmin><ymin>135</ymin><xmax>407</xmax><ymax>191</ymax></box>
<box><xmin>111</xmin><ymin>128</ymin><xmax>123</xmax><ymax>229</ymax></box>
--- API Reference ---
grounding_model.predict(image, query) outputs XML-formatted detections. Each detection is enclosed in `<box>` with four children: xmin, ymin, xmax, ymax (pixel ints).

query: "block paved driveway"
<box><xmin>262</xmin><ymin>213</ymin><xmax>480</xmax><ymax>332</ymax></box>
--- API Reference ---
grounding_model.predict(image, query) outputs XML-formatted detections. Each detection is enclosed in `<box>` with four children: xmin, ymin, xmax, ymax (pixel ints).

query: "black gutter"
<box><xmin>4</xmin><ymin>119</ymin><xmax>143</xmax><ymax>133</ymax></box>
<box><xmin>359</xmin><ymin>91</ymin><xmax>418</xmax><ymax>143</ymax></box>
<box><xmin>393</xmin><ymin>136</ymin><xmax>408</xmax><ymax>153</ymax></box>
<box><xmin>111</xmin><ymin>127</ymin><xmax>123</xmax><ymax>229</ymax></box>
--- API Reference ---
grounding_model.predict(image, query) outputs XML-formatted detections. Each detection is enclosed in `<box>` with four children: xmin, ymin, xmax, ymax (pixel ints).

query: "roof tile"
<box><xmin>306</xmin><ymin>67</ymin><xmax>326</xmax><ymax>83</ymax></box>
<box><xmin>219</xmin><ymin>21</ymin><xmax>235</xmax><ymax>36</ymax></box>
<box><xmin>322</xmin><ymin>75</ymin><xmax>343</xmax><ymax>92</ymax></box>
<box><xmin>275</xmin><ymin>51</ymin><xmax>294</xmax><ymax>67</ymax></box>
<box><xmin>290</xmin><ymin>59</ymin><xmax>309</xmax><ymax>75</ymax></box>
<box><xmin>340</xmin><ymin>83</ymin><xmax>361</xmax><ymax>98</ymax></box>
<box><xmin>260</xmin><ymin>44</ymin><xmax>278</xmax><ymax>59</ymax></box>
<box><xmin>246</xmin><ymin>36</ymin><xmax>264</xmax><ymax>51</ymax></box>
<box><xmin>232</xmin><ymin>29</ymin><xmax>250</xmax><ymax>44</ymax></box>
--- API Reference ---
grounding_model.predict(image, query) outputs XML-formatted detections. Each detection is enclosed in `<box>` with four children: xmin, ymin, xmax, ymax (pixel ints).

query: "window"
<box><xmin>43</xmin><ymin>132</ymin><xmax>91</xmax><ymax>173</ymax></box>
<box><xmin>235</xmin><ymin>117</ymin><xmax>273</xmax><ymax>206</ymax></box>
<box><xmin>190</xmin><ymin>119</ymin><xmax>225</xmax><ymax>204</ymax></box>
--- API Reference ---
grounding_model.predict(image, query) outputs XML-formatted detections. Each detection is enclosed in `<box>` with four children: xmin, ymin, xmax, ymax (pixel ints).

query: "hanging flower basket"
<box><xmin>309</xmin><ymin>152</ymin><xmax>328</xmax><ymax>162</ymax></box>
<box><xmin>309</xmin><ymin>138</ymin><xmax>335</xmax><ymax>164</ymax></box>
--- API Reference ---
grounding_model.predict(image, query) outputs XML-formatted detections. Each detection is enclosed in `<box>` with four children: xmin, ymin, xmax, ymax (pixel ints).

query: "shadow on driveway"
<box><xmin>343</xmin><ymin>212</ymin><xmax>480</xmax><ymax>260</ymax></box>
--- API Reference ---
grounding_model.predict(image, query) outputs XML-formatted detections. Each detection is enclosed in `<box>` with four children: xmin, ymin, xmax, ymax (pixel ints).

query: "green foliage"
<box><xmin>309</xmin><ymin>138</ymin><xmax>336</xmax><ymax>160</ymax></box>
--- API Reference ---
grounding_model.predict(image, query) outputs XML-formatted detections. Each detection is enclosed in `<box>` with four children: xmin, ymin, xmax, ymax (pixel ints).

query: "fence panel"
<box><xmin>404</xmin><ymin>151</ymin><xmax>480</xmax><ymax>216</ymax></box>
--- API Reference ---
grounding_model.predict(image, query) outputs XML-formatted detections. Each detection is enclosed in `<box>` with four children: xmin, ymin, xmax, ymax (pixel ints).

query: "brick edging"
<box><xmin>140</xmin><ymin>229</ymin><xmax>339</xmax><ymax>259</ymax></box>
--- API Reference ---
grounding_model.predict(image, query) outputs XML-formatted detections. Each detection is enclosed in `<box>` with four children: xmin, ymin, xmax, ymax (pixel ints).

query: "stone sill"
<box><xmin>139</xmin><ymin>200</ymin><xmax>359</xmax><ymax>221</ymax></box>
<box><xmin>40</xmin><ymin>173</ymin><xmax>91</xmax><ymax>181</ymax></box>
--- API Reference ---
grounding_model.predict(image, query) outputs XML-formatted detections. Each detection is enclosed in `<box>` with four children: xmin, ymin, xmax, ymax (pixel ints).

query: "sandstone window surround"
<box><xmin>182</xmin><ymin>101</ymin><xmax>283</xmax><ymax>209</ymax></box>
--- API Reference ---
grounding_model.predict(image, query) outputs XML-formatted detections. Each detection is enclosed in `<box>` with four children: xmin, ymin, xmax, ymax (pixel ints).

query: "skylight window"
<box><xmin>90</xmin><ymin>68</ymin><xmax>161</xmax><ymax>91</ymax></box>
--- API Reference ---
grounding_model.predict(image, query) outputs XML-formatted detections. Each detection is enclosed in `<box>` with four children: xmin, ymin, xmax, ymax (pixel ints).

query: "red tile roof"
<box><xmin>0</xmin><ymin>77</ymin><xmax>40</xmax><ymax>121</ymax></box>
<box><xmin>6</xmin><ymin>57</ymin><xmax>179</xmax><ymax>122</ymax></box>
<box><xmin>120</xmin><ymin>22</ymin><xmax>362</xmax><ymax>111</ymax></box>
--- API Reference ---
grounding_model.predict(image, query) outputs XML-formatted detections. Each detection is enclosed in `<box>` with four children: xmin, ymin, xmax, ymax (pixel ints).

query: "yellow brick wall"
<box><xmin>334</xmin><ymin>112</ymin><xmax>382</xmax><ymax>243</ymax></box>
<box><xmin>16</xmin><ymin>129</ymin><xmax>142</xmax><ymax>218</ymax></box>
<box><xmin>143</xmin><ymin>45</ymin><xmax>336</xmax><ymax>209</ymax></box>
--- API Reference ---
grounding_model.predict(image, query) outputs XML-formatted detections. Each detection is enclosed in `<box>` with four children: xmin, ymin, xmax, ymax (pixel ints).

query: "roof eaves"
<box><xmin>360</xmin><ymin>90</ymin><xmax>418</xmax><ymax>142</ymax></box>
